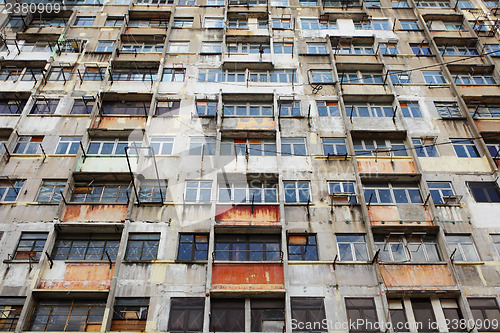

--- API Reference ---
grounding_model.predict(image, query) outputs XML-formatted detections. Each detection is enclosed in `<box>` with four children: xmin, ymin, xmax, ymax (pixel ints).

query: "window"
<box><xmin>272</xmin><ymin>18</ymin><xmax>291</xmax><ymax>29</ymax></box>
<box><xmin>125</xmin><ymin>233</ymin><xmax>160</xmax><ymax>260</ymax></box>
<box><xmin>224</xmin><ymin>104</ymin><xmax>273</xmax><ymax>116</ymax></box>
<box><xmin>375</xmin><ymin>234</ymin><xmax>440</xmax><ymax>262</ymax></box>
<box><xmin>485</xmin><ymin>44</ymin><xmax>500</xmax><ymax>56</ymax></box>
<box><xmin>392</xmin><ymin>0</ymin><xmax>410</xmax><ymax>6</ymax></box>
<box><xmin>14</xmin><ymin>232</ymin><xmax>47</xmax><ymax>260</ymax></box>
<box><xmin>0</xmin><ymin>180</ymin><xmax>24</xmax><ymax>202</ymax></box>
<box><xmin>52</xmin><ymin>234</ymin><xmax>120</xmax><ymax>260</ymax></box>
<box><xmin>365</xmin><ymin>0</ymin><xmax>380</xmax><ymax>7</ymax></box>
<box><xmin>251</xmin><ymin>299</ymin><xmax>285</xmax><ymax>332</ymax></box>
<box><xmin>274</xmin><ymin>42</ymin><xmax>293</xmax><ymax>54</ymax></box>
<box><xmin>328</xmin><ymin>181</ymin><xmax>357</xmax><ymax>203</ymax></box>
<box><xmin>36</xmin><ymin>180</ymin><xmax>65</xmax><ymax>203</ymax></box>
<box><xmin>220</xmin><ymin>139</ymin><xmax>276</xmax><ymax>156</ymax></box>
<box><xmin>70</xmin><ymin>183</ymin><xmax>131</xmax><ymax>203</ymax></box>
<box><xmin>214</xmin><ymin>235</ymin><xmax>280</xmax><ymax>261</ymax></box>
<box><xmin>0</xmin><ymin>298</ymin><xmax>24</xmax><ymax>331</ymax></box>
<box><xmin>218</xmin><ymin>182</ymin><xmax>278</xmax><ymax>203</ymax></box>
<box><xmin>284</xmin><ymin>181</ymin><xmax>310</xmax><ymax>203</ymax></box>
<box><xmin>177</xmin><ymin>234</ymin><xmax>209</xmax><ymax>261</ymax></box>
<box><xmin>486</xmin><ymin>142</ymin><xmax>500</xmax><ymax>159</ymax></box>
<box><xmin>138</xmin><ymin>180</ymin><xmax>167</xmax><ymax>203</ymax></box>
<box><xmin>227</xmin><ymin>43</ymin><xmax>270</xmax><ymax>54</ymax></box>
<box><xmin>458</xmin><ymin>0</ymin><xmax>473</xmax><ymax>7</ymax></box>
<box><xmin>0</xmin><ymin>99</ymin><xmax>25</xmax><ymax>114</ymax></box>
<box><xmin>210</xmin><ymin>299</ymin><xmax>244</xmax><ymax>332</ymax></box>
<box><xmin>111</xmin><ymin>69</ymin><xmax>157</xmax><ymax>82</ymax></box>
<box><xmin>228</xmin><ymin>19</ymin><xmax>248</xmax><ymax>29</ymax></box>
<box><xmin>322</xmin><ymin>138</ymin><xmax>347</xmax><ymax>156</ymax></box>
<box><xmin>168</xmin><ymin>42</ymin><xmax>189</xmax><ymax>53</ymax></box>
<box><xmin>0</xmin><ymin>68</ymin><xmax>22</xmax><ymax>81</ymax></box>
<box><xmin>185</xmin><ymin>181</ymin><xmax>212</xmax><ymax>202</ymax></box>
<box><xmin>300</xmin><ymin>0</ymin><xmax>318</xmax><ymax>5</ymax></box>
<box><xmin>22</xmin><ymin>68</ymin><xmax>44</xmax><ymax>82</ymax></box>
<box><xmin>411</xmin><ymin>299</ymin><xmax>437</xmax><ymax>332</ymax></box>
<box><xmin>470</xmin><ymin>104</ymin><xmax>500</xmax><ymax>118</ymax></box>
<box><xmin>173</xmin><ymin>18</ymin><xmax>194</xmax><ymax>28</ymax></box>
<box><xmin>317</xmin><ymin>101</ymin><xmax>339</xmax><ymax>117</ymax></box>
<box><xmin>423</xmin><ymin>71</ymin><xmax>447</xmax><ymax>84</ymax></box>
<box><xmin>445</xmin><ymin>22</ymin><xmax>466</xmax><ymax>31</ymax></box>
<box><xmin>336</xmin><ymin>234</ymin><xmax>368</xmax><ymax>261</ymax></box>
<box><xmin>335</xmin><ymin>45</ymin><xmax>374</xmax><ymax>55</ymax></box>
<box><xmin>428</xmin><ymin>182</ymin><xmax>456</xmax><ymax>204</ymax></box>
<box><xmin>468</xmin><ymin>298</ymin><xmax>500</xmax><ymax>332</ymax></box>
<box><xmin>452</xmin><ymin>139</ymin><xmax>480</xmax><ymax>158</ymax></box>
<box><xmin>345</xmin><ymin>104</ymin><xmax>393</xmax><ymax>117</ymax></box>
<box><xmin>196</xmin><ymin>101</ymin><xmax>217</xmax><ymax>116</ymax></box>
<box><xmin>310</xmin><ymin>70</ymin><xmax>334</xmax><ymax>83</ymax></box>
<box><xmin>435</xmin><ymin>102</ymin><xmax>461</xmax><ymax>118</ymax></box>
<box><xmin>120</xmin><ymin>43</ymin><xmax>163</xmax><ymax>53</ymax></box>
<box><xmin>400</xmin><ymin>19</ymin><xmax>419</xmax><ymax>30</ymax></box>
<box><xmin>307</xmin><ymin>43</ymin><xmax>328</xmax><ymax>55</ymax></box>
<box><xmin>7</xmin><ymin>17</ymin><xmax>25</xmax><ymax>28</ymax></box>
<box><xmin>30</xmin><ymin>99</ymin><xmax>59</xmax><ymax>115</ymax></box>
<box><xmin>87</xmin><ymin>139</ymin><xmax>141</xmax><ymax>155</ymax></box>
<box><xmin>401</xmin><ymin>102</ymin><xmax>422</xmax><ymax>117</ymax></box>
<box><xmin>410</xmin><ymin>43</ymin><xmax>432</xmax><ymax>55</ymax></box>
<box><xmin>162</xmin><ymin>68</ymin><xmax>185</xmax><ymax>82</ymax></box>
<box><xmin>492</xmin><ymin>235</ymin><xmax>500</xmax><ymax>257</ymax></box>
<box><xmin>271</xmin><ymin>0</ymin><xmax>289</xmax><ymax>5</ymax></box>
<box><xmin>105</xmin><ymin>18</ymin><xmax>123</xmax><ymax>27</ymax></box>
<box><xmin>438</xmin><ymin>45</ymin><xmax>479</xmax><ymax>56</ymax></box>
<box><xmin>340</xmin><ymin>72</ymin><xmax>384</xmax><ymax>84</ymax></box>
<box><xmin>446</xmin><ymin>235</ymin><xmax>479</xmax><ymax>261</ymax></box>
<box><xmin>388</xmin><ymin>299</ymin><xmax>408</xmax><ymax>333</ymax></box>
<box><xmin>345</xmin><ymin>298</ymin><xmax>378</xmax><ymax>332</ymax></box>
<box><xmin>288</xmin><ymin>234</ymin><xmax>318</xmax><ymax>260</ymax></box>
<box><xmin>205</xmin><ymin>17</ymin><xmax>224</xmax><ymax>28</ymax></box>
<box><xmin>48</xmin><ymin>67</ymin><xmax>72</xmax><ymax>81</ymax></box>
<box><xmin>417</xmin><ymin>0</ymin><xmax>450</xmax><ymax>6</ymax></box>
<box><xmin>279</xmin><ymin>101</ymin><xmax>300</xmax><ymax>116</ymax></box>
<box><xmin>389</xmin><ymin>71</ymin><xmax>411</xmax><ymax>84</ymax></box>
<box><xmin>95</xmin><ymin>41</ymin><xmax>115</xmax><ymax>53</ymax></box>
<box><xmin>13</xmin><ymin>136</ymin><xmax>43</xmax><ymax>154</ymax></box>
<box><xmin>354</xmin><ymin>19</ymin><xmax>391</xmax><ymax>30</ymax></box>
<box><xmin>71</xmin><ymin>99</ymin><xmax>94</xmax><ymax>114</ymax></box>
<box><xmin>301</xmin><ymin>19</ymin><xmax>337</xmax><ymax>29</ymax></box>
<box><xmin>29</xmin><ymin>299</ymin><xmax>105</xmax><ymax>332</ymax></box>
<box><xmin>74</xmin><ymin>17</ymin><xmax>95</xmax><ymax>26</ymax></box>
<box><xmin>207</xmin><ymin>0</ymin><xmax>225</xmax><ymax>5</ymax></box>
<box><xmin>198</xmin><ymin>69</ymin><xmax>296</xmax><ymax>83</ymax></box>
<box><xmin>112</xmin><ymin>298</ymin><xmax>148</xmax><ymax>331</ymax></box>
<box><xmin>128</xmin><ymin>19</ymin><xmax>168</xmax><ymax>28</ymax></box>
<box><xmin>179</xmin><ymin>0</ymin><xmax>196</xmax><ymax>4</ymax></box>
<box><xmin>150</xmin><ymin>100</ymin><xmax>177</xmax><ymax>116</ymax></box>
<box><xmin>102</xmin><ymin>101</ymin><xmax>150</xmax><ymax>116</ymax></box>
<box><xmin>363</xmin><ymin>183</ymin><xmax>422</xmax><ymax>204</ymax></box>
<box><xmin>168</xmin><ymin>298</ymin><xmax>205</xmax><ymax>332</ymax></box>
<box><xmin>380</xmin><ymin>43</ymin><xmax>399</xmax><ymax>55</ymax></box>
<box><xmin>82</xmin><ymin>67</ymin><xmax>105</xmax><ymax>81</ymax></box>
<box><xmin>353</xmin><ymin>139</ymin><xmax>407</xmax><ymax>157</ymax></box>
<box><xmin>281</xmin><ymin>139</ymin><xmax>306</xmax><ymax>156</ymax></box>
<box><xmin>188</xmin><ymin>138</ymin><xmax>216</xmax><ymax>155</ymax></box>
<box><xmin>290</xmin><ymin>298</ymin><xmax>326</xmax><ymax>332</ymax></box>
<box><xmin>441</xmin><ymin>299</ymin><xmax>463</xmax><ymax>332</ymax></box>
<box><xmin>467</xmin><ymin>181</ymin><xmax>500</xmax><ymax>203</ymax></box>
<box><xmin>150</xmin><ymin>137</ymin><xmax>174</xmax><ymax>155</ymax></box>
<box><xmin>201</xmin><ymin>42</ymin><xmax>222</xmax><ymax>54</ymax></box>
<box><xmin>453</xmin><ymin>73</ymin><xmax>496</xmax><ymax>85</ymax></box>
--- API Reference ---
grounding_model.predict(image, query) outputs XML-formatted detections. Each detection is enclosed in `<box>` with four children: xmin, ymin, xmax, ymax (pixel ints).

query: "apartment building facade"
<box><xmin>0</xmin><ymin>0</ymin><xmax>499</xmax><ymax>331</ymax></box>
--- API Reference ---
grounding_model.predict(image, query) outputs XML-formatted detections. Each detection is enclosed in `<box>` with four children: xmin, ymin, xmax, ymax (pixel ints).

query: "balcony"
<box><xmin>62</xmin><ymin>204</ymin><xmax>128</xmax><ymax>222</ymax></box>
<box><xmin>368</xmin><ymin>205</ymin><xmax>434</xmax><ymax>226</ymax></box>
<box><xmin>215</xmin><ymin>205</ymin><xmax>280</xmax><ymax>226</ymax></box>
<box><xmin>38</xmin><ymin>262</ymin><xmax>114</xmax><ymax>290</ymax></box>
<box><xmin>379</xmin><ymin>263</ymin><xmax>455</xmax><ymax>291</ymax></box>
<box><xmin>211</xmin><ymin>263</ymin><xmax>284</xmax><ymax>292</ymax></box>
<box><xmin>357</xmin><ymin>157</ymin><xmax>418</xmax><ymax>177</ymax></box>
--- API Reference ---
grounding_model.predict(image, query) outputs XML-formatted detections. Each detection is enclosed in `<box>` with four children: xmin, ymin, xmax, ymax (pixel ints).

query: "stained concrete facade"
<box><xmin>0</xmin><ymin>0</ymin><xmax>499</xmax><ymax>332</ymax></box>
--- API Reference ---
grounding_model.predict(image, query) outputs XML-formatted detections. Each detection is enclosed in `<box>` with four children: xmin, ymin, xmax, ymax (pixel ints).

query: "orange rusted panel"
<box><xmin>226</xmin><ymin>29</ymin><xmax>255</xmax><ymax>35</ymax></box>
<box><xmin>39</xmin><ymin>263</ymin><xmax>114</xmax><ymax>290</ymax></box>
<box><xmin>357</xmin><ymin>160</ymin><xmax>417</xmax><ymax>175</ymax></box>
<box><xmin>474</xmin><ymin>119</ymin><xmax>500</xmax><ymax>133</ymax></box>
<box><xmin>222</xmin><ymin>118</ymin><xmax>275</xmax><ymax>131</ymax></box>
<box><xmin>215</xmin><ymin>205</ymin><xmax>280</xmax><ymax>226</ymax></box>
<box><xmin>368</xmin><ymin>206</ymin><xmax>434</xmax><ymax>226</ymax></box>
<box><xmin>92</xmin><ymin>116</ymin><xmax>145</xmax><ymax>130</ymax></box>
<box><xmin>212</xmin><ymin>264</ymin><xmax>284</xmax><ymax>290</ymax></box>
<box><xmin>379</xmin><ymin>264</ymin><xmax>454</xmax><ymax>288</ymax></box>
<box><xmin>63</xmin><ymin>204</ymin><xmax>127</xmax><ymax>222</ymax></box>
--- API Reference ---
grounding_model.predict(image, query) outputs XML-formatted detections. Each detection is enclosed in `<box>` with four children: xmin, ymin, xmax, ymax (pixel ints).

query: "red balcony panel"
<box><xmin>379</xmin><ymin>264</ymin><xmax>454</xmax><ymax>290</ymax></box>
<box><xmin>62</xmin><ymin>204</ymin><xmax>127</xmax><ymax>222</ymax></box>
<box><xmin>216</xmin><ymin>205</ymin><xmax>280</xmax><ymax>226</ymax></box>
<box><xmin>212</xmin><ymin>263</ymin><xmax>284</xmax><ymax>291</ymax></box>
<box><xmin>39</xmin><ymin>263</ymin><xmax>114</xmax><ymax>290</ymax></box>
<box><xmin>357</xmin><ymin>159</ymin><xmax>417</xmax><ymax>175</ymax></box>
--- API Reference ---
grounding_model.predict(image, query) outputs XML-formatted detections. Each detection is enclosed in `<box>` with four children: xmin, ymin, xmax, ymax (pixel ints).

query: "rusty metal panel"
<box><xmin>357</xmin><ymin>159</ymin><xmax>417</xmax><ymax>174</ymax></box>
<box><xmin>474</xmin><ymin>119</ymin><xmax>500</xmax><ymax>133</ymax></box>
<box><xmin>379</xmin><ymin>264</ymin><xmax>454</xmax><ymax>289</ymax></box>
<box><xmin>91</xmin><ymin>116</ymin><xmax>145</xmax><ymax>130</ymax></box>
<box><xmin>62</xmin><ymin>204</ymin><xmax>127</xmax><ymax>222</ymax></box>
<box><xmin>222</xmin><ymin>117</ymin><xmax>275</xmax><ymax>131</ymax></box>
<box><xmin>39</xmin><ymin>263</ymin><xmax>114</xmax><ymax>290</ymax></box>
<box><xmin>211</xmin><ymin>264</ymin><xmax>284</xmax><ymax>291</ymax></box>
<box><xmin>368</xmin><ymin>206</ymin><xmax>434</xmax><ymax>226</ymax></box>
<box><xmin>215</xmin><ymin>205</ymin><xmax>280</xmax><ymax>226</ymax></box>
